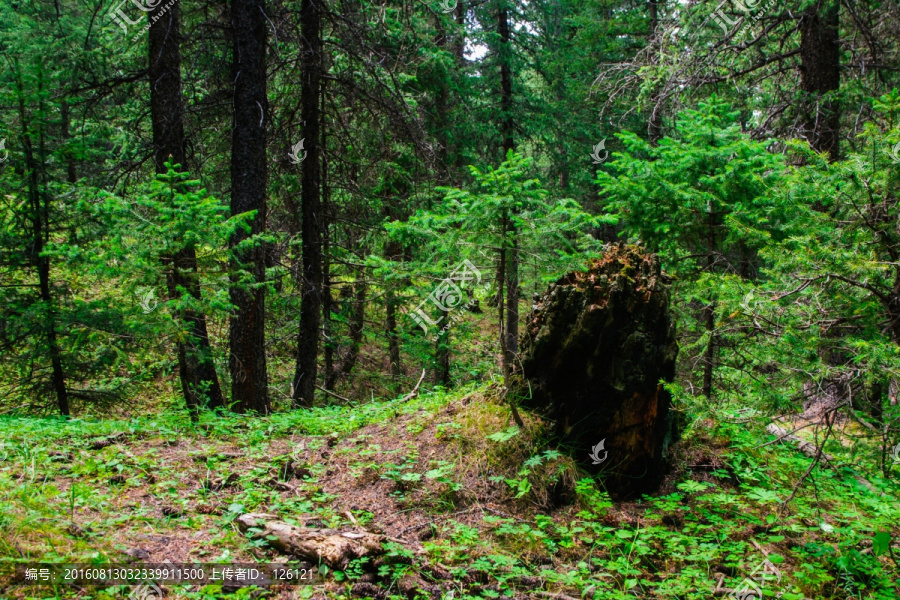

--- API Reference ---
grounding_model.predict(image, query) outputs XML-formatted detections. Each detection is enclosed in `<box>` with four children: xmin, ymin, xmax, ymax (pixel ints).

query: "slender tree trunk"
<box><xmin>436</xmin><ymin>309</ymin><xmax>452</xmax><ymax>385</ymax></box>
<box><xmin>321</xmin><ymin>80</ymin><xmax>334</xmax><ymax>390</ymax></box>
<box><xmin>60</xmin><ymin>100</ymin><xmax>77</xmax><ymax>184</ymax></box>
<box><xmin>385</xmin><ymin>286</ymin><xmax>402</xmax><ymax>379</ymax></box>
<box><xmin>150</xmin><ymin>2</ymin><xmax>224</xmax><ymax>415</ymax></box>
<box><xmin>432</xmin><ymin>11</ymin><xmax>456</xmax><ymax>379</ymax></box>
<box><xmin>498</xmin><ymin>1</ymin><xmax>514</xmax><ymax>161</ymax></box>
<box><xmin>322</xmin><ymin>249</ymin><xmax>334</xmax><ymax>389</ymax></box>
<box><xmin>497</xmin><ymin>233</ymin><xmax>508</xmax><ymax>382</ymax></box>
<box><xmin>800</xmin><ymin>0</ymin><xmax>840</xmax><ymax>160</ymax></box>
<box><xmin>505</xmin><ymin>234</ymin><xmax>519</xmax><ymax>375</ymax></box>
<box><xmin>325</xmin><ymin>280</ymin><xmax>368</xmax><ymax>389</ymax></box>
<box><xmin>293</xmin><ymin>0</ymin><xmax>324</xmax><ymax>407</ymax></box>
<box><xmin>498</xmin><ymin>1</ymin><xmax>517</xmax><ymax>383</ymax></box>
<box><xmin>647</xmin><ymin>0</ymin><xmax>664</xmax><ymax>144</ymax></box>
<box><xmin>16</xmin><ymin>68</ymin><xmax>69</xmax><ymax>417</ymax></box>
<box><xmin>701</xmin><ymin>209</ymin><xmax>716</xmax><ymax>400</ymax></box>
<box><xmin>454</xmin><ymin>1</ymin><xmax>465</xmax><ymax>63</ymax></box>
<box><xmin>229</xmin><ymin>0</ymin><xmax>270</xmax><ymax>414</ymax></box>
<box><xmin>384</xmin><ymin>241</ymin><xmax>403</xmax><ymax>381</ymax></box>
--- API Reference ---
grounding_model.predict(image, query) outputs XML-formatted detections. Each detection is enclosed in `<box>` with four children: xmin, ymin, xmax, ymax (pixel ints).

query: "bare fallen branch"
<box><xmin>400</xmin><ymin>369</ymin><xmax>427</xmax><ymax>403</ymax></box>
<box><xmin>766</xmin><ymin>423</ymin><xmax>879</xmax><ymax>495</ymax></box>
<box><xmin>316</xmin><ymin>385</ymin><xmax>352</xmax><ymax>404</ymax></box>
<box><xmin>236</xmin><ymin>513</ymin><xmax>386</xmax><ymax>569</ymax></box>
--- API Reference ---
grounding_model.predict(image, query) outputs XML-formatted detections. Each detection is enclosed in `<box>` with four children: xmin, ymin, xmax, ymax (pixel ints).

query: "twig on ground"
<box><xmin>779</xmin><ymin>413</ymin><xmax>835</xmax><ymax>514</ymax></box>
<box><xmin>400</xmin><ymin>369</ymin><xmax>427</xmax><ymax>403</ymax></box>
<box><xmin>316</xmin><ymin>385</ymin><xmax>352</xmax><ymax>404</ymax></box>
<box><xmin>532</xmin><ymin>591</ymin><xmax>581</xmax><ymax>600</ymax></box>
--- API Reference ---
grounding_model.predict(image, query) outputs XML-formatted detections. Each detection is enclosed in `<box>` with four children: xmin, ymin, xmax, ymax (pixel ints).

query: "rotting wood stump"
<box><xmin>236</xmin><ymin>513</ymin><xmax>386</xmax><ymax>569</ymax></box>
<box><xmin>517</xmin><ymin>244</ymin><xmax>678</xmax><ymax>498</ymax></box>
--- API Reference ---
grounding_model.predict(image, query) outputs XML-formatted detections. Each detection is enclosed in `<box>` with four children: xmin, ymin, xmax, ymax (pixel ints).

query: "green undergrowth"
<box><xmin>0</xmin><ymin>383</ymin><xmax>898</xmax><ymax>600</ymax></box>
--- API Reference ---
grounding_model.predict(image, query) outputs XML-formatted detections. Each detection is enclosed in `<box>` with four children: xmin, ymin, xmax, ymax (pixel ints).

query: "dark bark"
<box><xmin>150</xmin><ymin>2</ymin><xmax>224</xmax><ymax>415</ymax></box>
<box><xmin>325</xmin><ymin>281</ymin><xmax>368</xmax><ymax>389</ymax></box>
<box><xmin>384</xmin><ymin>241</ymin><xmax>403</xmax><ymax>381</ymax></box>
<box><xmin>322</xmin><ymin>252</ymin><xmax>334</xmax><ymax>390</ymax></box>
<box><xmin>385</xmin><ymin>287</ymin><xmax>402</xmax><ymax>379</ymax></box>
<box><xmin>433</xmin><ymin>13</ymin><xmax>454</xmax><ymax>377</ymax></box>
<box><xmin>321</xmin><ymin>80</ymin><xmax>333</xmax><ymax>389</ymax></box>
<box><xmin>436</xmin><ymin>309</ymin><xmax>452</xmax><ymax>386</ymax></box>
<box><xmin>292</xmin><ymin>0</ymin><xmax>324</xmax><ymax>407</ymax></box>
<box><xmin>505</xmin><ymin>233</ymin><xmax>519</xmax><ymax>374</ymax></box>
<box><xmin>498</xmin><ymin>0</ymin><xmax>514</xmax><ymax>159</ymax></box>
<box><xmin>647</xmin><ymin>0</ymin><xmax>664</xmax><ymax>144</ymax></box>
<box><xmin>60</xmin><ymin>100</ymin><xmax>77</xmax><ymax>184</ymax></box>
<box><xmin>800</xmin><ymin>1</ymin><xmax>840</xmax><ymax>160</ymax></box>
<box><xmin>497</xmin><ymin>233</ymin><xmax>508</xmax><ymax>381</ymax></box>
<box><xmin>701</xmin><ymin>209</ymin><xmax>717</xmax><ymax>400</ymax></box>
<box><xmin>229</xmin><ymin>0</ymin><xmax>270</xmax><ymax>414</ymax></box>
<box><xmin>453</xmin><ymin>0</ymin><xmax>466</xmax><ymax>65</ymax></box>
<box><xmin>519</xmin><ymin>245</ymin><xmax>678</xmax><ymax>498</ymax></box>
<box><xmin>701</xmin><ymin>302</ymin><xmax>715</xmax><ymax>400</ymax></box>
<box><xmin>497</xmin><ymin>0</ymin><xmax>517</xmax><ymax>385</ymax></box>
<box><xmin>16</xmin><ymin>72</ymin><xmax>69</xmax><ymax>417</ymax></box>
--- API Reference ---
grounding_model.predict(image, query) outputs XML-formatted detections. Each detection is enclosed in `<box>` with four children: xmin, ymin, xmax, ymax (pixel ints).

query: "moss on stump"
<box><xmin>518</xmin><ymin>244</ymin><xmax>678</xmax><ymax>498</ymax></box>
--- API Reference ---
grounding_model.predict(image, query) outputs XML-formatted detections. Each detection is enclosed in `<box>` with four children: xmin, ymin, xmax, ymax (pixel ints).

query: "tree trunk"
<box><xmin>384</xmin><ymin>241</ymin><xmax>403</xmax><ymax>381</ymax></box>
<box><xmin>505</xmin><ymin>233</ymin><xmax>519</xmax><ymax>376</ymax></box>
<box><xmin>385</xmin><ymin>287</ymin><xmax>402</xmax><ymax>379</ymax></box>
<box><xmin>229</xmin><ymin>0</ymin><xmax>270</xmax><ymax>414</ymax></box>
<box><xmin>701</xmin><ymin>301</ymin><xmax>715</xmax><ymax>400</ymax></box>
<box><xmin>647</xmin><ymin>0</ymin><xmax>664</xmax><ymax>144</ymax></box>
<box><xmin>800</xmin><ymin>0</ymin><xmax>840</xmax><ymax>160</ymax></box>
<box><xmin>16</xmin><ymin>71</ymin><xmax>69</xmax><ymax>417</ymax></box>
<box><xmin>321</xmin><ymin>80</ymin><xmax>333</xmax><ymax>390</ymax></box>
<box><xmin>150</xmin><ymin>1</ymin><xmax>224</xmax><ymax>415</ymax></box>
<box><xmin>497</xmin><ymin>235</ymin><xmax>508</xmax><ymax>381</ymax></box>
<box><xmin>519</xmin><ymin>246</ymin><xmax>678</xmax><ymax>498</ymax></box>
<box><xmin>497</xmin><ymin>1</ymin><xmax>517</xmax><ymax>385</ymax></box>
<box><xmin>436</xmin><ymin>309</ymin><xmax>452</xmax><ymax>386</ymax></box>
<box><xmin>60</xmin><ymin>99</ymin><xmax>77</xmax><ymax>184</ymax></box>
<box><xmin>454</xmin><ymin>1</ymin><xmax>465</xmax><ymax>63</ymax></box>
<box><xmin>322</xmin><ymin>227</ymin><xmax>334</xmax><ymax>390</ymax></box>
<box><xmin>293</xmin><ymin>0</ymin><xmax>324</xmax><ymax>407</ymax></box>
<box><xmin>701</xmin><ymin>208</ymin><xmax>717</xmax><ymax>400</ymax></box>
<box><xmin>498</xmin><ymin>0</ymin><xmax>514</xmax><ymax>161</ymax></box>
<box><xmin>325</xmin><ymin>280</ymin><xmax>367</xmax><ymax>390</ymax></box>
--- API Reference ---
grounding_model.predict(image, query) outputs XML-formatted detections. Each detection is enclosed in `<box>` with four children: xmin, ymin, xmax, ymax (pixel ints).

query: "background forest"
<box><xmin>2</xmin><ymin>0</ymin><xmax>900</xmax><ymax>599</ymax></box>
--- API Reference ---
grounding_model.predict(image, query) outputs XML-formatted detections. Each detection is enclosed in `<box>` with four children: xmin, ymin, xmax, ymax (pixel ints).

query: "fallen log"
<box><xmin>766</xmin><ymin>424</ymin><xmax>878</xmax><ymax>494</ymax></box>
<box><xmin>236</xmin><ymin>513</ymin><xmax>386</xmax><ymax>569</ymax></box>
<box><xmin>765</xmin><ymin>424</ymin><xmax>835</xmax><ymax>465</ymax></box>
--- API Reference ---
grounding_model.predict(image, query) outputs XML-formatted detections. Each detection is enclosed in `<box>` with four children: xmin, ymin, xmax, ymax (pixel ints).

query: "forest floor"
<box><xmin>1</xmin><ymin>383</ymin><xmax>899</xmax><ymax>600</ymax></box>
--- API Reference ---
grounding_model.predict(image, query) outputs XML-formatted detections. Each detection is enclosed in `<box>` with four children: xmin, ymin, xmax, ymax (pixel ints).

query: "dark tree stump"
<box><xmin>518</xmin><ymin>244</ymin><xmax>678</xmax><ymax>498</ymax></box>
